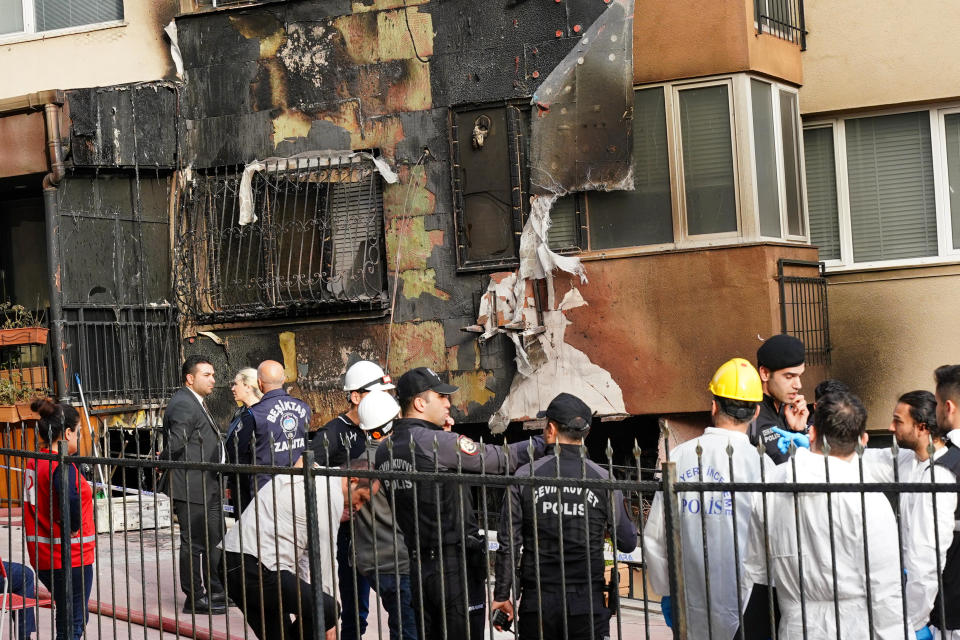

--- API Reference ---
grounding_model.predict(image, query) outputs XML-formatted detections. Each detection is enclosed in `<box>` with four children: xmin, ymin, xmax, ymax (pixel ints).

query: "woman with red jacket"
<box><xmin>23</xmin><ymin>399</ymin><xmax>95</xmax><ymax>640</ymax></box>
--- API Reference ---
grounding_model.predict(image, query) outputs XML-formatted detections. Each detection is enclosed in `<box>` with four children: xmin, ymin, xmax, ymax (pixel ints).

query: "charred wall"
<box><xmin>172</xmin><ymin>0</ymin><xmax>612</xmax><ymax>428</ymax></box>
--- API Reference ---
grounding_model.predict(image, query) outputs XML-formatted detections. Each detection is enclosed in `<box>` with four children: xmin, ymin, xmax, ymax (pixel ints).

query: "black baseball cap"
<box><xmin>537</xmin><ymin>393</ymin><xmax>593</xmax><ymax>431</ymax></box>
<box><xmin>757</xmin><ymin>334</ymin><xmax>805</xmax><ymax>371</ymax></box>
<box><xmin>396</xmin><ymin>367</ymin><xmax>458</xmax><ymax>400</ymax></box>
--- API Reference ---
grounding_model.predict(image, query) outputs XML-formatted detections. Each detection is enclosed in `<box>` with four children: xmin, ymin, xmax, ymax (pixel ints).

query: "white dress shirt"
<box><xmin>221</xmin><ymin>471</ymin><xmax>343</xmax><ymax>595</ymax></box>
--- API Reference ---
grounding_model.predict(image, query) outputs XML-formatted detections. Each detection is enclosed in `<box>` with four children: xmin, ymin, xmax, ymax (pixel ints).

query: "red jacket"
<box><xmin>24</xmin><ymin>452</ymin><xmax>95</xmax><ymax>570</ymax></box>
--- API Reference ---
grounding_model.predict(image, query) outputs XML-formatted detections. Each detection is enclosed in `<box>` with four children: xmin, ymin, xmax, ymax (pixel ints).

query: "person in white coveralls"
<box><xmin>741</xmin><ymin>390</ymin><xmax>905</xmax><ymax>640</ymax></box>
<box><xmin>645</xmin><ymin>357</ymin><xmax>771</xmax><ymax>639</ymax></box>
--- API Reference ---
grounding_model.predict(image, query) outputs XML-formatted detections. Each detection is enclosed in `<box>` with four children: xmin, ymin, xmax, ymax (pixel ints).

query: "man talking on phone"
<box><xmin>750</xmin><ymin>334</ymin><xmax>809</xmax><ymax>464</ymax></box>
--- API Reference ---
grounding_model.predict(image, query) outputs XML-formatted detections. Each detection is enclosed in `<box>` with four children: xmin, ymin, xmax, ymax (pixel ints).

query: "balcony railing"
<box><xmin>755</xmin><ymin>0</ymin><xmax>807</xmax><ymax>50</ymax></box>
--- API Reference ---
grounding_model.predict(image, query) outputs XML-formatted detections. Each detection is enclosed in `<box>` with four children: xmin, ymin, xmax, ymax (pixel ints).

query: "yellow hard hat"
<box><xmin>708</xmin><ymin>358</ymin><xmax>763</xmax><ymax>402</ymax></box>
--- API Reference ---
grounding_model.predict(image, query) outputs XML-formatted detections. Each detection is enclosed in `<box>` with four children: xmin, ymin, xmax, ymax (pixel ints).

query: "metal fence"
<box><xmin>60</xmin><ymin>305</ymin><xmax>180</xmax><ymax>405</ymax></box>
<box><xmin>0</xmin><ymin>424</ymin><xmax>953</xmax><ymax>640</ymax></box>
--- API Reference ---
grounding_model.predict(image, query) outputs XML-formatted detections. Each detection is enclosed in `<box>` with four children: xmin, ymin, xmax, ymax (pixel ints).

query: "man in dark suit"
<box><xmin>160</xmin><ymin>355</ymin><xmax>228</xmax><ymax>615</ymax></box>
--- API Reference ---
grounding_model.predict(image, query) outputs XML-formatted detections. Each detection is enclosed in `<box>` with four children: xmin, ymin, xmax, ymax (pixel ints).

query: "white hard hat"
<box><xmin>343</xmin><ymin>360</ymin><xmax>395</xmax><ymax>392</ymax></box>
<box><xmin>358</xmin><ymin>390</ymin><xmax>401</xmax><ymax>434</ymax></box>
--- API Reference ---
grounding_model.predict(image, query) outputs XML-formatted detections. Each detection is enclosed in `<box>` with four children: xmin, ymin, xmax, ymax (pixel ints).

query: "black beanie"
<box><xmin>757</xmin><ymin>334</ymin><xmax>805</xmax><ymax>371</ymax></box>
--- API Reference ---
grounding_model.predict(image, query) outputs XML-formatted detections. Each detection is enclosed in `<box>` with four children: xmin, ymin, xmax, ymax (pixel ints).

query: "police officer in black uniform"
<box><xmin>750</xmin><ymin>334</ymin><xmax>810</xmax><ymax>464</ymax></box>
<box><xmin>375</xmin><ymin>367</ymin><xmax>544</xmax><ymax>640</ymax></box>
<box><xmin>491</xmin><ymin>393</ymin><xmax>637</xmax><ymax>640</ymax></box>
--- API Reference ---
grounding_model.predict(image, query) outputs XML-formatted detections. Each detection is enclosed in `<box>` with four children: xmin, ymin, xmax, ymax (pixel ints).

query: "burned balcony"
<box><xmin>175</xmin><ymin>154</ymin><xmax>389</xmax><ymax>324</ymax></box>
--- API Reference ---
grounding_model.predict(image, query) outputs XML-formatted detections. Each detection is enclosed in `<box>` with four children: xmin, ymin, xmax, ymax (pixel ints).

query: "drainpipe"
<box><xmin>42</xmin><ymin>101</ymin><xmax>69</xmax><ymax>402</ymax></box>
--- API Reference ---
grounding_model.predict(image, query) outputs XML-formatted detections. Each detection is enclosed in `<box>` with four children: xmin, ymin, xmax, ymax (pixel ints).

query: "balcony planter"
<box><xmin>15</xmin><ymin>403</ymin><xmax>38</xmax><ymax>421</ymax></box>
<box><xmin>0</xmin><ymin>406</ymin><xmax>20</xmax><ymax>423</ymax></box>
<box><xmin>0</xmin><ymin>328</ymin><xmax>48</xmax><ymax>347</ymax></box>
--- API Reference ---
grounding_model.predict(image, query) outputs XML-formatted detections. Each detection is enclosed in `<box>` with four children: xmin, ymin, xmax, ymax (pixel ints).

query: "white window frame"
<box><xmin>0</xmin><ymin>0</ymin><xmax>125</xmax><ymax>43</ymax></box>
<box><xmin>747</xmin><ymin>79</ymin><xmax>808</xmax><ymax>243</ymax></box>
<box><xmin>805</xmin><ymin>103</ymin><xmax>960</xmax><ymax>272</ymax></box>
<box><xmin>671</xmin><ymin>77</ymin><xmax>743</xmax><ymax>243</ymax></box>
<box><xmin>576</xmin><ymin>72</ymin><xmax>809</xmax><ymax>258</ymax></box>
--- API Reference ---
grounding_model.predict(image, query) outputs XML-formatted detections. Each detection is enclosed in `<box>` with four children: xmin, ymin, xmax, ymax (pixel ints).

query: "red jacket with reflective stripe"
<box><xmin>24</xmin><ymin>452</ymin><xmax>96</xmax><ymax>570</ymax></box>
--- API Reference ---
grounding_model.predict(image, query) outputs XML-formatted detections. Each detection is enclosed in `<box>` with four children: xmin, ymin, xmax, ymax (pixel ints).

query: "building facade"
<box><xmin>801</xmin><ymin>0</ymin><xmax>960</xmax><ymax>427</ymax></box>
<box><xmin>0</xmin><ymin>0</ymin><xmax>826</xmax><ymax>460</ymax></box>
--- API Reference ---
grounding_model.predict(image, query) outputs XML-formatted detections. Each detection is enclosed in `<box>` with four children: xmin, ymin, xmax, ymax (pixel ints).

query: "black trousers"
<box><xmin>222</xmin><ymin>551</ymin><xmax>337</xmax><ymax>640</ymax></box>
<box><xmin>410</xmin><ymin>548</ymin><xmax>486</xmax><ymax>640</ymax></box>
<box><xmin>173</xmin><ymin>498</ymin><xmax>225</xmax><ymax>601</ymax></box>
<box><xmin>517</xmin><ymin>585</ymin><xmax>610</xmax><ymax>640</ymax></box>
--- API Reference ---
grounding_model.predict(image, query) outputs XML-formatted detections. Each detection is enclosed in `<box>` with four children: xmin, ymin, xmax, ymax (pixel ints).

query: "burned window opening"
<box><xmin>175</xmin><ymin>156</ymin><xmax>388</xmax><ymax>324</ymax></box>
<box><xmin>452</xmin><ymin>102</ymin><xmax>586</xmax><ymax>271</ymax></box>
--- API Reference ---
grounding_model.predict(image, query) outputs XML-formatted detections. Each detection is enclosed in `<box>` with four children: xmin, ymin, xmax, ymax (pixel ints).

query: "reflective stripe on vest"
<box><xmin>25</xmin><ymin>534</ymin><xmax>97</xmax><ymax>545</ymax></box>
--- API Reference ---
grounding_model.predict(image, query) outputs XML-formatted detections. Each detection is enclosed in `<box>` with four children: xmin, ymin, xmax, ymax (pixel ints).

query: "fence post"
<box><xmin>301</xmin><ymin>450</ymin><xmax>325</xmax><ymax>640</ymax></box>
<box><xmin>661</xmin><ymin>460</ymin><xmax>688</xmax><ymax>639</ymax></box>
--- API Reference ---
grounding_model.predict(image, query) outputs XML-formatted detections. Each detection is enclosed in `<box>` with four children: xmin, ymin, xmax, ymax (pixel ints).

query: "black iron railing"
<box><xmin>61</xmin><ymin>305</ymin><xmax>180</xmax><ymax>405</ymax></box>
<box><xmin>755</xmin><ymin>0</ymin><xmax>807</xmax><ymax>50</ymax></box>
<box><xmin>175</xmin><ymin>157</ymin><xmax>388</xmax><ymax>323</ymax></box>
<box><xmin>778</xmin><ymin>258</ymin><xmax>830</xmax><ymax>366</ymax></box>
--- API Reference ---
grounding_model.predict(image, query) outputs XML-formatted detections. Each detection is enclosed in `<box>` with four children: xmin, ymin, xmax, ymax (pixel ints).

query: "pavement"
<box><xmin>0</xmin><ymin>510</ymin><xmax>671</xmax><ymax>639</ymax></box>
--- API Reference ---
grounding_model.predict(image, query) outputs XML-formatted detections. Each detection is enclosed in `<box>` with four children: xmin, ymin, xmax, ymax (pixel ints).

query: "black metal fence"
<box><xmin>60</xmin><ymin>305</ymin><xmax>180</xmax><ymax>405</ymax></box>
<box><xmin>0</xmin><ymin>423</ymin><xmax>953</xmax><ymax>640</ymax></box>
<box><xmin>754</xmin><ymin>0</ymin><xmax>807</xmax><ymax>50</ymax></box>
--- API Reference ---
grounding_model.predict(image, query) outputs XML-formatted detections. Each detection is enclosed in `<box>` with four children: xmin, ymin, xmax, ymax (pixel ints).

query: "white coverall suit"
<box><xmin>863</xmin><ymin>446</ymin><xmax>957</xmax><ymax>637</ymax></box>
<box><xmin>741</xmin><ymin>448</ymin><xmax>905</xmax><ymax>639</ymax></box>
<box><xmin>645</xmin><ymin>427</ymin><xmax>771</xmax><ymax>639</ymax></box>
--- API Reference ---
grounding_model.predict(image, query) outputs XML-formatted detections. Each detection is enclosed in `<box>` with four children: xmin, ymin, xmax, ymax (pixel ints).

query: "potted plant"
<box><xmin>0</xmin><ymin>378</ymin><xmax>20</xmax><ymax>423</ymax></box>
<box><xmin>0</xmin><ymin>303</ymin><xmax>47</xmax><ymax>346</ymax></box>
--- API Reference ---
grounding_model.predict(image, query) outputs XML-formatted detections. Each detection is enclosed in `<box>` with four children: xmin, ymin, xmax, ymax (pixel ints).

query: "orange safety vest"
<box><xmin>24</xmin><ymin>451</ymin><xmax>96</xmax><ymax>570</ymax></box>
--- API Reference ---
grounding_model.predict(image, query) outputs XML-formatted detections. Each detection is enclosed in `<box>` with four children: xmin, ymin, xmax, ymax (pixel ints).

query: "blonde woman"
<box><xmin>225</xmin><ymin>367</ymin><xmax>262</xmax><ymax>512</ymax></box>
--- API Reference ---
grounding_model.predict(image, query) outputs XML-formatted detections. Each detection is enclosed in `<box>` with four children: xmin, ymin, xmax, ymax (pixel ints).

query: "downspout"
<box><xmin>41</xmin><ymin>101</ymin><xmax>69</xmax><ymax>402</ymax></box>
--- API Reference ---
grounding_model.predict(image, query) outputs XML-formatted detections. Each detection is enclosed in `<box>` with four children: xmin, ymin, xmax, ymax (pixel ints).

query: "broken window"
<box><xmin>451</xmin><ymin>104</ymin><xmax>529</xmax><ymax>270</ymax></box>
<box><xmin>176</xmin><ymin>155</ymin><xmax>388</xmax><ymax>323</ymax></box>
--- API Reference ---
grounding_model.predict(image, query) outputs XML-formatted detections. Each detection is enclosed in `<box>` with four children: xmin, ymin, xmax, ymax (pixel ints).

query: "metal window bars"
<box><xmin>778</xmin><ymin>258</ymin><xmax>831</xmax><ymax>366</ymax></box>
<box><xmin>174</xmin><ymin>156</ymin><xmax>389</xmax><ymax>324</ymax></box>
<box><xmin>0</xmin><ymin>422</ymin><xmax>953</xmax><ymax>639</ymax></box>
<box><xmin>754</xmin><ymin>0</ymin><xmax>807</xmax><ymax>51</ymax></box>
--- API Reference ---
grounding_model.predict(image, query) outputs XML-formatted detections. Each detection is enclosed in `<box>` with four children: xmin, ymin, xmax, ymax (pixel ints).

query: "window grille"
<box><xmin>778</xmin><ymin>258</ymin><xmax>831</xmax><ymax>366</ymax></box>
<box><xmin>175</xmin><ymin>156</ymin><xmax>388</xmax><ymax>323</ymax></box>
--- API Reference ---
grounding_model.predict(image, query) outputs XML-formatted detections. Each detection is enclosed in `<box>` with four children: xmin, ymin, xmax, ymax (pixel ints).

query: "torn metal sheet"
<box><xmin>529</xmin><ymin>0</ymin><xmax>635</xmax><ymax>195</ymax></box>
<box><xmin>488</xmin><ymin>287</ymin><xmax>626</xmax><ymax>433</ymax></box>
<box><xmin>237</xmin><ymin>150</ymin><xmax>399</xmax><ymax>226</ymax></box>
<box><xmin>472</xmin><ymin>1</ymin><xmax>635</xmax><ymax>428</ymax></box>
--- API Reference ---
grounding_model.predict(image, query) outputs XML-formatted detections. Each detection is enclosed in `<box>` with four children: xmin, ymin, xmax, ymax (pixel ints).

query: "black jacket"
<box><xmin>309</xmin><ymin>413</ymin><xmax>366</xmax><ymax>467</ymax></box>
<box><xmin>930</xmin><ymin>443</ymin><xmax>960</xmax><ymax>629</ymax></box>
<box><xmin>375</xmin><ymin>417</ymin><xmax>544</xmax><ymax>552</ymax></box>
<box><xmin>749</xmin><ymin>394</ymin><xmax>791</xmax><ymax>464</ymax></box>
<box><xmin>159</xmin><ymin>387</ymin><xmax>223</xmax><ymax>504</ymax></box>
<box><xmin>493</xmin><ymin>444</ymin><xmax>638</xmax><ymax>601</ymax></box>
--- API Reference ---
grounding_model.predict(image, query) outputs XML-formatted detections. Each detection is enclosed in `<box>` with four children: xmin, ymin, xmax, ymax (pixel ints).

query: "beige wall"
<box><xmin>0</xmin><ymin>1</ymin><xmax>177</xmax><ymax>100</ymax></box>
<box><xmin>634</xmin><ymin>0</ymin><xmax>802</xmax><ymax>86</ymax></box>
<box><xmin>801</xmin><ymin>0</ymin><xmax>960</xmax><ymax>115</ymax></box>
<box><xmin>826</xmin><ymin>264</ymin><xmax>960</xmax><ymax>431</ymax></box>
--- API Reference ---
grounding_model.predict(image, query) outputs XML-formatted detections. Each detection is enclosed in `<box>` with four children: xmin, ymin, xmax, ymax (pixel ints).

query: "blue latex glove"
<box><xmin>916</xmin><ymin>626</ymin><xmax>933</xmax><ymax>640</ymax></box>
<box><xmin>661</xmin><ymin>595</ymin><xmax>673</xmax><ymax>628</ymax></box>
<box><xmin>771</xmin><ymin>426</ymin><xmax>810</xmax><ymax>455</ymax></box>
